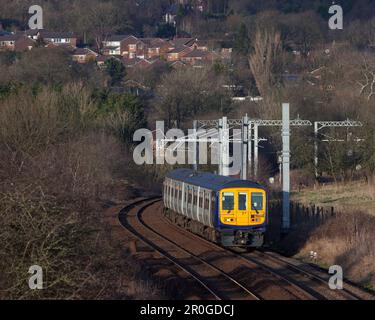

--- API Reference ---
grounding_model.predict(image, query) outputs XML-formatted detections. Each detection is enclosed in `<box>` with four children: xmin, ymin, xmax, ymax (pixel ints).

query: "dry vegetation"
<box><xmin>292</xmin><ymin>181</ymin><xmax>375</xmax><ymax>215</ymax></box>
<box><xmin>291</xmin><ymin>211</ymin><xmax>375</xmax><ymax>291</ymax></box>
<box><xmin>275</xmin><ymin>180</ymin><xmax>375</xmax><ymax>292</ymax></box>
<box><xmin>0</xmin><ymin>84</ymin><xmax>163</xmax><ymax>299</ymax></box>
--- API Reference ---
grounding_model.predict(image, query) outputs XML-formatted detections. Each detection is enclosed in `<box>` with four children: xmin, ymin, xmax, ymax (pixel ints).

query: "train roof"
<box><xmin>166</xmin><ymin>169</ymin><xmax>264</xmax><ymax>192</ymax></box>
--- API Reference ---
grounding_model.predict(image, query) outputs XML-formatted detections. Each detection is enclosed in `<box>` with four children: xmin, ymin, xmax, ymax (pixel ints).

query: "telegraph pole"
<box><xmin>222</xmin><ymin>116</ymin><xmax>230</xmax><ymax>176</ymax></box>
<box><xmin>314</xmin><ymin>121</ymin><xmax>319</xmax><ymax>178</ymax></box>
<box><xmin>193</xmin><ymin>120</ymin><xmax>198</xmax><ymax>171</ymax></box>
<box><xmin>282</xmin><ymin>103</ymin><xmax>290</xmax><ymax>231</ymax></box>
<box><xmin>253</xmin><ymin>123</ymin><xmax>259</xmax><ymax>179</ymax></box>
<box><xmin>241</xmin><ymin>115</ymin><xmax>249</xmax><ymax>180</ymax></box>
<box><xmin>218</xmin><ymin>119</ymin><xmax>223</xmax><ymax>175</ymax></box>
<box><xmin>248</xmin><ymin>122</ymin><xmax>252</xmax><ymax>178</ymax></box>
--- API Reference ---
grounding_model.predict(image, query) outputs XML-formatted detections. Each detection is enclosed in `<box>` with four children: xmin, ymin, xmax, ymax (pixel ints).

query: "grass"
<box><xmin>276</xmin><ymin>182</ymin><xmax>375</xmax><ymax>293</ymax></box>
<box><xmin>291</xmin><ymin>181</ymin><xmax>375</xmax><ymax>216</ymax></box>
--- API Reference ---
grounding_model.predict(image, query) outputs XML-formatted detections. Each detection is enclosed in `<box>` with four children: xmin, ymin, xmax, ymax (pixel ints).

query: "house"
<box><xmin>23</xmin><ymin>29</ymin><xmax>40</xmax><ymax>40</ymax></box>
<box><xmin>119</xmin><ymin>37</ymin><xmax>170</xmax><ymax>60</ymax></box>
<box><xmin>0</xmin><ymin>34</ymin><xmax>35</xmax><ymax>51</ymax></box>
<box><xmin>181</xmin><ymin>49</ymin><xmax>216</xmax><ymax>65</ymax></box>
<box><xmin>219</xmin><ymin>47</ymin><xmax>232</xmax><ymax>60</ymax></box>
<box><xmin>102</xmin><ymin>35</ymin><xmax>130</xmax><ymax>55</ymax></box>
<box><xmin>166</xmin><ymin>46</ymin><xmax>192</xmax><ymax>62</ymax></box>
<box><xmin>141</xmin><ymin>38</ymin><xmax>170</xmax><ymax>59</ymax></box>
<box><xmin>192</xmin><ymin>39</ymin><xmax>209</xmax><ymax>51</ymax></box>
<box><xmin>169</xmin><ymin>37</ymin><xmax>195</xmax><ymax>49</ymax></box>
<box><xmin>0</xmin><ymin>34</ymin><xmax>20</xmax><ymax>51</ymax></box>
<box><xmin>123</xmin><ymin>80</ymin><xmax>150</xmax><ymax>96</ymax></box>
<box><xmin>121</xmin><ymin>36</ymin><xmax>146</xmax><ymax>58</ymax></box>
<box><xmin>39</xmin><ymin>31</ymin><xmax>77</xmax><ymax>48</ymax></box>
<box><xmin>170</xmin><ymin>60</ymin><xmax>186</xmax><ymax>68</ymax></box>
<box><xmin>122</xmin><ymin>57</ymin><xmax>152</xmax><ymax>69</ymax></box>
<box><xmin>102</xmin><ymin>35</ymin><xmax>147</xmax><ymax>58</ymax></box>
<box><xmin>72</xmin><ymin>48</ymin><xmax>98</xmax><ymax>63</ymax></box>
<box><xmin>96</xmin><ymin>55</ymin><xmax>120</xmax><ymax>68</ymax></box>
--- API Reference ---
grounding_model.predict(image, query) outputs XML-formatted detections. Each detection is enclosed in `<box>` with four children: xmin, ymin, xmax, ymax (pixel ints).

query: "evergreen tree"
<box><xmin>234</xmin><ymin>23</ymin><xmax>250</xmax><ymax>56</ymax></box>
<box><xmin>104</xmin><ymin>58</ymin><xmax>125</xmax><ymax>86</ymax></box>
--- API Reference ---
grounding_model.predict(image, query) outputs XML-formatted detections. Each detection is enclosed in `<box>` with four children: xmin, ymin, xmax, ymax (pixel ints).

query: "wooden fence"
<box><xmin>269</xmin><ymin>201</ymin><xmax>337</xmax><ymax>228</ymax></box>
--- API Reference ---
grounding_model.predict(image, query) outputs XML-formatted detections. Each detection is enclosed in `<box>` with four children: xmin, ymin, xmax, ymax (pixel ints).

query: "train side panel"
<box><xmin>163</xmin><ymin>177</ymin><xmax>216</xmax><ymax>228</ymax></box>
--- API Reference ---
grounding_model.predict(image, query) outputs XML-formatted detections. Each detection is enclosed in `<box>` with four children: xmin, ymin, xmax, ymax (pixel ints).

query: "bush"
<box><xmin>0</xmin><ymin>83</ymin><xmax>153</xmax><ymax>299</ymax></box>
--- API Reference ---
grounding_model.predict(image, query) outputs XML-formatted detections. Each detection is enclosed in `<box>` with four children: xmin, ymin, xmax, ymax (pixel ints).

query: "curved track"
<box><xmin>120</xmin><ymin>198</ymin><xmax>261</xmax><ymax>300</ymax></box>
<box><xmin>119</xmin><ymin>198</ymin><xmax>374</xmax><ymax>300</ymax></box>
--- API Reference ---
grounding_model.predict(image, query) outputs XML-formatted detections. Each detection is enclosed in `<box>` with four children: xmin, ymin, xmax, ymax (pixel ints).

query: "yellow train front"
<box><xmin>163</xmin><ymin>169</ymin><xmax>268</xmax><ymax>248</ymax></box>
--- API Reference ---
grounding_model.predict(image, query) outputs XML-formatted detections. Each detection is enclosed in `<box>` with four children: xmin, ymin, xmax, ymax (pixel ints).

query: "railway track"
<box><xmin>119</xmin><ymin>197</ymin><xmax>373</xmax><ymax>300</ymax></box>
<box><xmin>247</xmin><ymin>250</ymin><xmax>374</xmax><ymax>300</ymax></box>
<box><xmin>159</xmin><ymin>204</ymin><xmax>321</xmax><ymax>300</ymax></box>
<box><xmin>162</xmin><ymin>211</ymin><xmax>372</xmax><ymax>300</ymax></box>
<box><xmin>119</xmin><ymin>197</ymin><xmax>261</xmax><ymax>300</ymax></box>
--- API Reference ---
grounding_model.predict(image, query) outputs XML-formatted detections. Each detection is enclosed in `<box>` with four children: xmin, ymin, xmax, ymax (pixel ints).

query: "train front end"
<box><xmin>218</xmin><ymin>187</ymin><xmax>267</xmax><ymax>248</ymax></box>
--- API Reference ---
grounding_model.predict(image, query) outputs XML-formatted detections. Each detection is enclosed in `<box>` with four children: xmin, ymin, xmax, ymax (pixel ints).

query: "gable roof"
<box><xmin>72</xmin><ymin>47</ymin><xmax>98</xmax><ymax>56</ymax></box>
<box><xmin>122</xmin><ymin>35</ymin><xmax>141</xmax><ymax>46</ymax></box>
<box><xmin>183</xmin><ymin>49</ymin><xmax>210</xmax><ymax>58</ymax></box>
<box><xmin>105</xmin><ymin>34</ymin><xmax>131</xmax><ymax>42</ymax></box>
<box><xmin>39</xmin><ymin>30</ymin><xmax>76</xmax><ymax>39</ymax></box>
<box><xmin>143</xmin><ymin>37</ymin><xmax>169</xmax><ymax>47</ymax></box>
<box><xmin>24</xmin><ymin>29</ymin><xmax>40</xmax><ymax>36</ymax></box>
<box><xmin>168</xmin><ymin>46</ymin><xmax>191</xmax><ymax>54</ymax></box>
<box><xmin>14</xmin><ymin>36</ymin><xmax>35</xmax><ymax>50</ymax></box>
<box><xmin>170</xmin><ymin>37</ymin><xmax>195</xmax><ymax>48</ymax></box>
<box><xmin>0</xmin><ymin>33</ymin><xmax>24</xmax><ymax>41</ymax></box>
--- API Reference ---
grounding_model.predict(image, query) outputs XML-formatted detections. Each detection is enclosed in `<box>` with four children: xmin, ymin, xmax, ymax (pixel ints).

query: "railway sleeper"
<box><xmin>164</xmin><ymin>208</ymin><xmax>219</xmax><ymax>244</ymax></box>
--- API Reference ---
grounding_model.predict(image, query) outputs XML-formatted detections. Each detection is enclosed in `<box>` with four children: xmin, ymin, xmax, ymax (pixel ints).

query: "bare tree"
<box><xmin>357</xmin><ymin>58</ymin><xmax>375</xmax><ymax>101</ymax></box>
<box><xmin>248</xmin><ymin>29</ymin><xmax>282</xmax><ymax>98</ymax></box>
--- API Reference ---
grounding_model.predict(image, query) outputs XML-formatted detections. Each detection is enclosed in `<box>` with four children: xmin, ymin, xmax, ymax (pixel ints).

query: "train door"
<box><xmin>237</xmin><ymin>190</ymin><xmax>249</xmax><ymax>226</ymax></box>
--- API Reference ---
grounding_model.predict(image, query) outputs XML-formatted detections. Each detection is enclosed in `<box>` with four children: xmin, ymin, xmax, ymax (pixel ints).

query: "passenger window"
<box><xmin>222</xmin><ymin>192</ymin><xmax>234</xmax><ymax>211</ymax></box>
<box><xmin>238</xmin><ymin>192</ymin><xmax>247</xmax><ymax>210</ymax></box>
<box><xmin>251</xmin><ymin>193</ymin><xmax>263</xmax><ymax>210</ymax></box>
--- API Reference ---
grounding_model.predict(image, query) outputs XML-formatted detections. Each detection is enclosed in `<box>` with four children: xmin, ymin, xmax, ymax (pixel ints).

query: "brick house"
<box><xmin>103</xmin><ymin>35</ymin><xmax>173</xmax><ymax>60</ymax></box>
<box><xmin>39</xmin><ymin>31</ymin><xmax>77</xmax><ymax>48</ymax></box>
<box><xmin>24</xmin><ymin>29</ymin><xmax>40</xmax><ymax>40</ymax></box>
<box><xmin>169</xmin><ymin>37</ymin><xmax>195</xmax><ymax>49</ymax></box>
<box><xmin>96</xmin><ymin>55</ymin><xmax>122</xmax><ymax>68</ymax></box>
<box><xmin>0</xmin><ymin>34</ymin><xmax>35</xmax><ymax>51</ymax></box>
<box><xmin>141</xmin><ymin>38</ymin><xmax>170</xmax><ymax>59</ymax></box>
<box><xmin>121</xmin><ymin>36</ymin><xmax>146</xmax><ymax>58</ymax></box>
<box><xmin>102</xmin><ymin>35</ymin><xmax>129</xmax><ymax>56</ymax></box>
<box><xmin>72</xmin><ymin>48</ymin><xmax>98</xmax><ymax>63</ymax></box>
<box><xmin>166</xmin><ymin>46</ymin><xmax>192</xmax><ymax>62</ymax></box>
<box><xmin>122</xmin><ymin>57</ymin><xmax>152</xmax><ymax>68</ymax></box>
<box><xmin>102</xmin><ymin>35</ymin><xmax>146</xmax><ymax>58</ymax></box>
<box><xmin>192</xmin><ymin>39</ymin><xmax>209</xmax><ymax>51</ymax></box>
<box><xmin>180</xmin><ymin>49</ymin><xmax>216</xmax><ymax>65</ymax></box>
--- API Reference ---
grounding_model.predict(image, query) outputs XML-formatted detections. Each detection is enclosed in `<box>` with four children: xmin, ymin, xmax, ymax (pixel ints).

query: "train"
<box><xmin>163</xmin><ymin>168</ymin><xmax>268</xmax><ymax>248</ymax></box>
